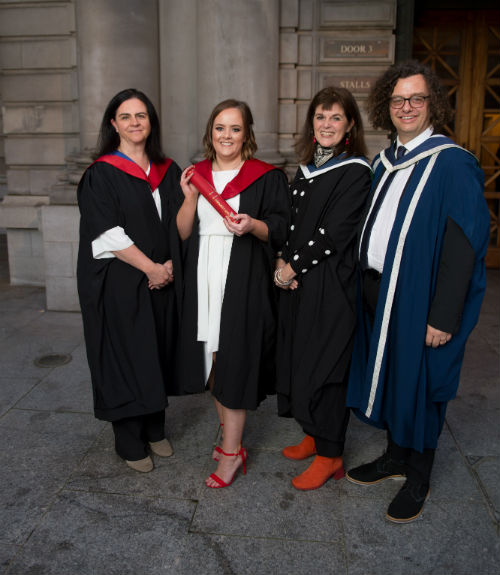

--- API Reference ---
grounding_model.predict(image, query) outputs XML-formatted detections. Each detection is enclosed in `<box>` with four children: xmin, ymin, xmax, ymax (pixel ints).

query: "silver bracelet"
<box><xmin>274</xmin><ymin>267</ymin><xmax>292</xmax><ymax>287</ymax></box>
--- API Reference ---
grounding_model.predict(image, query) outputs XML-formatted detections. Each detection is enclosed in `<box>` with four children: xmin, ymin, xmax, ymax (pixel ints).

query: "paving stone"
<box><xmin>0</xmin><ymin>243</ymin><xmax>497</xmax><ymax>574</ymax></box>
<box><xmin>243</xmin><ymin>399</ymin><xmax>307</xmax><ymax>451</ymax></box>
<box><xmin>0</xmin><ymin>409</ymin><xmax>104</xmax><ymax>546</ymax></box>
<box><xmin>0</xmin><ymin>330</ymin><xmax>82</xmax><ymax>378</ymax></box>
<box><xmin>429</xmin><ymin>429</ymin><xmax>485</xmax><ymax>502</ymax></box>
<box><xmin>15</xmin><ymin>345</ymin><xmax>93</xmax><ymax>414</ymax></box>
<box><xmin>0</xmin><ymin>287</ymin><xmax>46</xmax><ymax>342</ymax></box>
<box><xmin>0</xmin><ymin>286</ymin><xmax>45</xmax><ymax>312</ymax></box>
<box><xmin>446</xmin><ymin>375</ymin><xmax>499</xmax><ymax>457</ymax></box>
<box><xmin>474</xmin><ymin>456</ymin><xmax>500</xmax><ymax>516</ymax></box>
<box><xmin>67</xmin><ymin>426</ymin><xmax>211</xmax><ymax>501</ymax></box>
<box><xmin>341</xmin><ymin>426</ymin><xmax>486</xmax><ymax>504</ymax></box>
<box><xmin>191</xmin><ymin>450</ymin><xmax>345</xmax><ymax>542</ymax></box>
<box><xmin>0</xmin><ymin>542</ymin><xmax>19</xmax><ymax>573</ymax></box>
<box><xmin>0</xmin><ymin>377</ymin><xmax>38</xmax><ymax>417</ymax></box>
<box><xmin>67</xmin><ymin>393</ymin><xmax>220</xmax><ymax>501</ymax></box>
<box><xmin>172</xmin><ymin>533</ymin><xmax>347</xmax><ymax>575</ymax></box>
<box><xmin>6</xmin><ymin>491</ymin><xmax>197</xmax><ymax>575</ymax></box>
<box><xmin>18</xmin><ymin>309</ymin><xmax>83</xmax><ymax>338</ymax></box>
<box><xmin>343</xmin><ymin>417</ymin><xmax>389</xmax><ymax>471</ymax></box>
<box><xmin>460</xmin><ymin>335</ymin><xmax>499</xmax><ymax>381</ymax></box>
<box><xmin>341</xmin><ymin>496</ymin><xmax>500</xmax><ymax>575</ymax></box>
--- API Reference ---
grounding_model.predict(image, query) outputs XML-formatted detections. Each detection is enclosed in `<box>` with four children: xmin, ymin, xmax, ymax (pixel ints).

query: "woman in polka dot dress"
<box><xmin>275</xmin><ymin>87</ymin><xmax>372</xmax><ymax>490</ymax></box>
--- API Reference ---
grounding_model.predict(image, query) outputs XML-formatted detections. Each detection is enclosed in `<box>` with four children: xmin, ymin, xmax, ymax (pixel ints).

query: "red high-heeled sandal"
<box><xmin>206</xmin><ymin>447</ymin><xmax>247</xmax><ymax>488</ymax></box>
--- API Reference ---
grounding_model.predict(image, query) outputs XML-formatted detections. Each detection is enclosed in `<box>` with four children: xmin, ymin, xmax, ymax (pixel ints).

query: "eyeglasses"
<box><xmin>389</xmin><ymin>95</ymin><xmax>430</xmax><ymax>109</ymax></box>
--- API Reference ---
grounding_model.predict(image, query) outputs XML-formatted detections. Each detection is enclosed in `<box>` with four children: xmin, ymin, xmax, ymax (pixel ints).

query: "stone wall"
<box><xmin>160</xmin><ymin>0</ymin><xmax>282</xmax><ymax>168</ymax></box>
<box><xmin>0</xmin><ymin>0</ymin><xmax>78</xmax><ymax>286</ymax></box>
<box><xmin>279</xmin><ymin>0</ymin><xmax>396</xmax><ymax>177</ymax></box>
<box><xmin>0</xmin><ymin>86</ymin><xmax>6</xmax><ymax>203</ymax></box>
<box><xmin>0</xmin><ymin>0</ymin><xmax>399</xmax><ymax>310</ymax></box>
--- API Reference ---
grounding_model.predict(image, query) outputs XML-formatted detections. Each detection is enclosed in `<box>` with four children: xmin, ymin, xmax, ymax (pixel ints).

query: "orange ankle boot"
<box><xmin>291</xmin><ymin>455</ymin><xmax>345</xmax><ymax>490</ymax></box>
<box><xmin>282</xmin><ymin>435</ymin><xmax>317</xmax><ymax>460</ymax></box>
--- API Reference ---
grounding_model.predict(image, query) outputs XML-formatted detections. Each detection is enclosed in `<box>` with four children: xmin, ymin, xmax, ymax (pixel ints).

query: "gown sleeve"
<box><xmin>78</xmin><ymin>163</ymin><xmax>124</xmax><ymax>241</ymax></box>
<box><xmin>427</xmin><ymin>148</ymin><xmax>489</xmax><ymax>334</ymax></box>
<box><xmin>427</xmin><ymin>216</ymin><xmax>475</xmax><ymax>334</ymax></box>
<box><xmin>259</xmin><ymin>169</ymin><xmax>291</xmax><ymax>254</ymax></box>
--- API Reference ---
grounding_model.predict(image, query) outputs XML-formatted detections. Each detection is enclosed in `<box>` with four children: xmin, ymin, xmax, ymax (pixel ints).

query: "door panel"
<box><xmin>413</xmin><ymin>10</ymin><xmax>500</xmax><ymax>267</ymax></box>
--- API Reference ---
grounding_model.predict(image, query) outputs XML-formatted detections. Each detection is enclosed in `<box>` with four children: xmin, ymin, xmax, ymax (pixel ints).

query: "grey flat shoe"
<box><xmin>149</xmin><ymin>438</ymin><xmax>173</xmax><ymax>457</ymax></box>
<box><xmin>125</xmin><ymin>456</ymin><xmax>154</xmax><ymax>473</ymax></box>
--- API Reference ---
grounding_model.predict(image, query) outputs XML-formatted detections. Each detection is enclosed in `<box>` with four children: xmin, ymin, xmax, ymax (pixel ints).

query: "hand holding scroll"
<box><xmin>186</xmin><ymin>167</ymin><xmax>240</xmax><ymax>223</ymax></box>
<box><xmin>223</xmin><ymin>213</ymin><xmax>254</xmax><ymax>236</ymax></box>
<box><xmin>180</xmin><ymin>165</ymin><xmax>199</xmax><ymax>201</ymax></box>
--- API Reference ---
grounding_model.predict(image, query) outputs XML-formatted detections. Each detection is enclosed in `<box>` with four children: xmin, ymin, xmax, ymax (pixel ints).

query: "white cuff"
<box><xmin>92</xmin><ymin>226</ymin><xmax>134</xmax><ymax>259</ymax></box>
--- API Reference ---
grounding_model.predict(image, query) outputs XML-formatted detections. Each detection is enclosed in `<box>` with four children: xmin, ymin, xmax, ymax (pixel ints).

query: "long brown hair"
<box><xmin>94</xmin><ymin>88</ymin><xmax>165</xmax><ymax>162</ymax></box>
<box><xmin>295</xmin><ymin>86</ymin><xmax>367</xmax><ymax>165</ymax></box>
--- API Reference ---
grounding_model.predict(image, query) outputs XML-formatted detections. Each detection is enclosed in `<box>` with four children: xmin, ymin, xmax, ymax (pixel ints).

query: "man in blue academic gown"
<box><xmin>346</xmin><ymin>61</ymin><xmax>490</xmax><ymax>523</ymax></box>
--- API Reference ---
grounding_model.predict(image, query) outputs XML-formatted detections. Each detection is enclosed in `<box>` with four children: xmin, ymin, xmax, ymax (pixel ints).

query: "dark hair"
<box><xmin>367</xmin><ymin>60</ymin><xmax>453</xmax><ymax>134</ymax></box>
<box><xmin>295</xmin><ymin>86</ymin><xmax>368</xmax><ymax>164</ymax></box>
<box><xmin>202</xmin><ymin>99</ymin><xmax>258</xmax><ymax>161</ymax></box>
<box><xmin>93</xmin><ymin>88</ymin><xmax>165</xmax><ymax>163</ymax></box>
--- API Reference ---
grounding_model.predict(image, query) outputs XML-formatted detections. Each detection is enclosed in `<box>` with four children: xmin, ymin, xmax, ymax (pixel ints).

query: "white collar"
<box><xmin>300</xmin><ymin>156</ymin><xmax>371</xmax><ymax>179</ymax></box>
<box><xmin>396</xmin><ymin>126</ymin><xmax>434</xmax><ymax>153</ymax></box>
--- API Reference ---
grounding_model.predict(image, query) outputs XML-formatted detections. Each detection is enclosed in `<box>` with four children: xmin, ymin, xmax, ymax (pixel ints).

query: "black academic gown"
<box><xmin>175</xmin><ymin>159</ymin><xmax>290</xmax><ymax>410</ymax></box>
<box><xmin>77</xmin><ymin>157</ymin><xmax>183</xmax><ymax>422</ymax></box>
<box><xmin>276</xmin><ymin>156</ymin><xmax>371</xmax><ymax>447</ymax></box>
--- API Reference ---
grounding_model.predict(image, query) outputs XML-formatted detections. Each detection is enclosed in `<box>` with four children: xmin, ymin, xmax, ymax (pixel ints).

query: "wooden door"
<box><xmin>413</xmin><ymin>10</ymin><xmax>500</xmax><ymax>267</ymax></box>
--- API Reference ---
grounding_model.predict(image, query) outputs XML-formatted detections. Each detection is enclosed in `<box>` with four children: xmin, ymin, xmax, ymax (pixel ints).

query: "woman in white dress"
<box><xmin>176</xmin><ymin>99</ymin><xmax>289</xmax><ymax>488</ymax></box>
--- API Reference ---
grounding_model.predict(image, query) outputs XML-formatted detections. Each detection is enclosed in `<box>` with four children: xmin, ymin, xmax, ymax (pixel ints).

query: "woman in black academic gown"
<box><xmin>77</xmin><ymin>89</ymin><xmax>183</xmax><ymax>473</ymax></box>
<box><xmin>275</xmin><ymin>87</ymin><xmax>372</xmax><ymax>490</ymax></box>
<box><xmin>176</xmin><ymin>99</ymin><xmax>289</xmax><ymax>488</ymax></box>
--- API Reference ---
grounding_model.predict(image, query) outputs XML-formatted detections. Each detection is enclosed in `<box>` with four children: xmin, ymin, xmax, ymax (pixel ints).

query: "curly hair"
<box><xmin>367</xmin><ymin>60</ymin><xmax>453</xmax><ymax>134</ymax></box>
<box><xmin>202</xmin><ymin>99</ymin><xmax>258</xmax><ymax>161</ymax></box>
<box><xmin>295</xmin><ymin>86</ymin><xmax>368</xmax><ymax>165</ymax></box>
<box><xmin>93</xmin><ymin>88</ymin><xmax>165</xmax><ymax>163</ymax></box>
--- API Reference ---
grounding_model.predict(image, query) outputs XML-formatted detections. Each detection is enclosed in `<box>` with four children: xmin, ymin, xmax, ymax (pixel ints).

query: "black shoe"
<box><xmin>386</xmin><ymin>480</ymin><xmax>430</xmax><ymax>523</ymax></box>
<box><xmin>346</xmin><ymin>452</ymin><xmax>406</xmax><ymax>485</ymax></box>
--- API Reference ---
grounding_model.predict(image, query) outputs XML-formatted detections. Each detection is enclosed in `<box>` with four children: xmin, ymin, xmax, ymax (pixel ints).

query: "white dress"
<box><xmin>196</xmin><ymin>169</ymin><xmax>240</xmax><ymax>379</ymax></box>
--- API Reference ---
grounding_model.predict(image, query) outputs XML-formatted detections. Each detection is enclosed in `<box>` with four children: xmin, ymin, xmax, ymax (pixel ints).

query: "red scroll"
<box><xmin>187</xmin><ymin>167</ymin><xmax>240</xmax><ymax>222</ymax></box>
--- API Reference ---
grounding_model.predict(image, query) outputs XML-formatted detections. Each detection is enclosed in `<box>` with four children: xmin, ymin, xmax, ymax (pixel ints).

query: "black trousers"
<box><xmin>302</xmin><ymin>357</ymin><xmax>351</xmax><ymax>458</ymax></box>
<box><xmin>312</xmin><ymin>433</ymin><xmax>348</xmax><ymax>458</ymax></box>
<box><xmin>362</xmin><ymin>269</ymin><xmax>435</xmax><ymax>485</ymax></box>
<box><xmin>387</xmin><ymin>432</ymin><xmax>435</xmax><ymax>485</ymax></box>
<box><xmin>112</xmin><ymin>410</ymin><xmax>165</xmax><ymax>461</ymax></box>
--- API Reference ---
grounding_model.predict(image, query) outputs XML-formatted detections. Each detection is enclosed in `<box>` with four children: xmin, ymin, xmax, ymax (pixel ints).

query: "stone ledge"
<box><xmin>0</xmin><ymin>195</ymin><xmax>50</xmax><ymax>229</ymax></box>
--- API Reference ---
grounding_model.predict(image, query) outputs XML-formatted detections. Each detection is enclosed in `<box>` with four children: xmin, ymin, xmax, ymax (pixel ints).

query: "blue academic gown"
<box><xmin>346</xmin><ymin>135</ymin><xmax>490</xmax><ymax>452</ymax></box>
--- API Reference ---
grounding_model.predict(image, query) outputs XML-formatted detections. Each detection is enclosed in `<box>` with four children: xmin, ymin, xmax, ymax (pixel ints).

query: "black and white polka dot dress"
<box><xmin>276</xmin><ymin>156</ymin><xmax>372</xmax><ymax>448</ymax></box>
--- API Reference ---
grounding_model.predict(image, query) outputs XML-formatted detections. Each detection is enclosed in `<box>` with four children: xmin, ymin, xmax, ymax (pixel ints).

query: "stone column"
<box><xmin>44</xmin><ymin>0</ymin><xmax>160</xmax><ymax>310</ymax></box>
<box><xmin>197</xmin><ymin>0</ymin><xmax>282</xmax><ymax>164</ymax></box>
<box><xmin>59</xmin><ymin>0</ymin><xmax>161</xmax><ymax>195</ymax></box>
<box><xmin>76</xmin><ymin>0</ymin><xmax>160</xmax><ymax>155</ymax></box>
<box><xmin>159</xmin><ymin>0</ymin><xmax>199</xmax><ymax>169</ymax></box>
<box><xmin>160</xmin><ymin>0</ymin><xmax>282</xmax><ymax>166</ymax></box>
